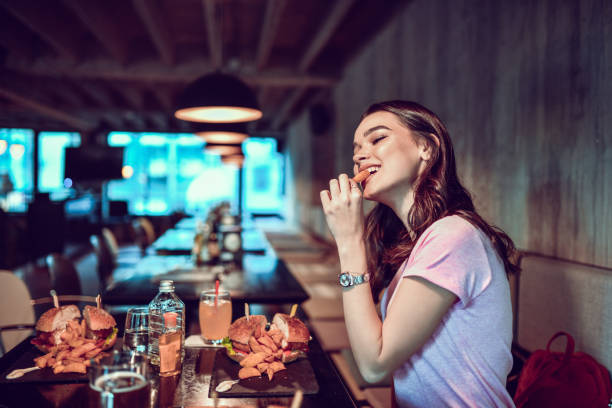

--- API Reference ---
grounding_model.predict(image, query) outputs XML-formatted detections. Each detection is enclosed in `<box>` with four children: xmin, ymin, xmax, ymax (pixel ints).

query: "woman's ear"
<box><xmin>418</xmin><ymin>134</ymin><xmax>439</xmax><ymax>161</ymax></box>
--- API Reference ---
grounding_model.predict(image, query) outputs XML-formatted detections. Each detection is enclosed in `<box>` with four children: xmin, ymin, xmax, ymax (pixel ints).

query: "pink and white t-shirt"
<box><xmin>381</xmin><ymin>215</ymin><xmax>515</xmax><ymax>407</ymax></box>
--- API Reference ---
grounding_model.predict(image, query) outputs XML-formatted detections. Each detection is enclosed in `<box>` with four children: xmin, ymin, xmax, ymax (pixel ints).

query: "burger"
<box><xmin>225</xmin><ymin>313</ymin><xmax>310</xmax><ymax>364</ymax></box>
<box><xmin>30</xmin><ymin>305</ymin><xmax>81</xmax><ymax>353</ymax></box>
<box><xmin>227</xmin><ymin>314</ymin><xmax>267</xmax><ymax>359</ymax></box>
<box><xmin>271</xmin><ymin>313</ymin><xmax>309</xmax><ymax>363</ymax></box>
<box><xmin>83</xmin><ymin>305</ymin><xmax>117</xmax><ymax>350</ymax></box>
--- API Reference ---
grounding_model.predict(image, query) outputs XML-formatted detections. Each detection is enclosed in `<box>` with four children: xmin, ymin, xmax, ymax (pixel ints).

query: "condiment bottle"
<box><xmin>148</xmin><ymin>280</ymin><xmax>185</xmax><ymax>374</ymax></box>
<box><xmin>158</xmin><ymin>311</ymin><xmax>182</xmax><ymax>376</ymax></box>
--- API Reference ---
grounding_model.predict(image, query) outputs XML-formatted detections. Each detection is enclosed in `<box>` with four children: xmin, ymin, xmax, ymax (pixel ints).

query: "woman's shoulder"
<box><xmin>413</xmin><ymin>215</ymin><xmax>482</xmax><ymax>252</ymax></box>
<box><xmin>427</xmin><ymin>215</ymin><xmax>479</xmax><ymax>238</ymax></box>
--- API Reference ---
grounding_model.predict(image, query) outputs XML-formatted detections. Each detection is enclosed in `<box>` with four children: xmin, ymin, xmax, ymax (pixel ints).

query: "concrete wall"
<box><xmin>285</xmin><ymin>0</ymin><xmax>612</xmax><ymax>268</ymax></box>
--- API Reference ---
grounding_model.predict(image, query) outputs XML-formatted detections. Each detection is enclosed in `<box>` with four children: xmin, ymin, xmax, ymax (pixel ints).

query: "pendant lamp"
<box><xmin>193</xmin><ymin>122</ymin><xmax>249</xmax><ymax>144</ymax></box>
<box><xmin>175</xmin><ymin>72</ymin><xmax>262</xmax><ymax>123</ymax></box>
<box><xmin>204</xmin><ymin>143</ymin><xmax>243</xmax><ymax>157</ymax></box>
<box><xmin>221</xmin><ymin>154</ymin><xmax>245</xmax><ymax>168</ymax></box>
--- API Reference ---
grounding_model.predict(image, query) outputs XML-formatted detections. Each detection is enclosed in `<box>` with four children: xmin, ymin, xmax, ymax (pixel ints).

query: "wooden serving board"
<box><xmin>209</xmin><ymin>349</ymin><xmax>319</xmax><ymax>398</ymax></box>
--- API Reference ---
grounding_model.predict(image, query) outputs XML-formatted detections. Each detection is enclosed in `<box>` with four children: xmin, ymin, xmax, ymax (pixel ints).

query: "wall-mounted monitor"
<box><xmin>64</xmin><ymin>145</ymin><xmax>124</xmax><ymax>184</ymax></box>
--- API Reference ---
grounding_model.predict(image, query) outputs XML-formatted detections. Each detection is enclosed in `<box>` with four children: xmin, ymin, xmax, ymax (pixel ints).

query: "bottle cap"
<box><xmin>163</xmin><ymin>312</ymin><xmax>178</xmax><ymax>328</ymax></box>
<box><xmin>160</xmin><ymin>280</ymin><xmax>174</xmax><ymax>291</ymax></box>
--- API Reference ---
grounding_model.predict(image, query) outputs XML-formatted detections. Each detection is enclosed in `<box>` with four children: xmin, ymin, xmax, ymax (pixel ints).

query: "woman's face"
<box><xmin>353</xmin><ymin>111</ymin><xmax>429</xmax><ymax>206</ymax></box>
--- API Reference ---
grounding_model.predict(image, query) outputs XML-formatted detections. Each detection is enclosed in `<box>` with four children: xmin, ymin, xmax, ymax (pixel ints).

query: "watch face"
<box><xmin>339</xmin><ymin>273</ymin><xmax>351</xmax><ymax>287</ymax></box>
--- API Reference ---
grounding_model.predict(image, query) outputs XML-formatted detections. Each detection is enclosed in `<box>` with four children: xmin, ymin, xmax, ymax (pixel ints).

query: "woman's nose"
<box><xmin>352</xmin><ymin>147</ymin><xmax>369</xmax><ymax>163</ymax></box>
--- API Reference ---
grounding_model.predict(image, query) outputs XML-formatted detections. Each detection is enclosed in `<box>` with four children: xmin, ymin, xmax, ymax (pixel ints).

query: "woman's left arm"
<box><xmin>342</xmin><ymin>273</ymin><xmax>456</xmax><ymax>383</ymax></box>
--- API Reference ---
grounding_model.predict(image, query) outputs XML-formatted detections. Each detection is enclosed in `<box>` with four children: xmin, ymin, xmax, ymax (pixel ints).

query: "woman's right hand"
<box><xmin>320</xmin><ymin>173</ymin><xmax>364</xmax><ymax>248</ymax></box>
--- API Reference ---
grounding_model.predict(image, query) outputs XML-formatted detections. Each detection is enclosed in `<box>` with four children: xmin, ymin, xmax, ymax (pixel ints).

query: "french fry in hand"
<box><xmin>352</xmin><ymin>169</ymin><xmax>371</xmax><ymax>183</ymax></box>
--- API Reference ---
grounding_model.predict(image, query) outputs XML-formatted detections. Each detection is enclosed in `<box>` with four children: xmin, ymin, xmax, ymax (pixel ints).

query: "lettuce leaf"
<box><xmin>104</xmin><ymin>327</ymin><xmax>118</xmax><ymax>346</ymax></box>
<box><xmin>221</xmin><ymin>336</ymin><xmax>234</xmax><ymax>355</ymax></box>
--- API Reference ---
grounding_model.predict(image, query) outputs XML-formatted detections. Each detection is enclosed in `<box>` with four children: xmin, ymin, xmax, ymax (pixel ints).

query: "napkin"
<box><xmin>185</xmin><ymin>334</ymin><xmax>226</xmax><ymax>348</ymax></box>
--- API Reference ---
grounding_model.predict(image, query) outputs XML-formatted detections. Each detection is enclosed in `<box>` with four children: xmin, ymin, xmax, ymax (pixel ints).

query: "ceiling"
<box><xmin>0</xmin><ymin>0</ymin><xmax>408</xmax><ymax>139</ymax></box>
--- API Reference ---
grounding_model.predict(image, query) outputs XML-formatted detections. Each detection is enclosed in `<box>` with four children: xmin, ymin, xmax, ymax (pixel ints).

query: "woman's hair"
<box><xmin>361</xmin><ymin>100</ymin><xmax>520</xmax><ymax>301</ymax></box>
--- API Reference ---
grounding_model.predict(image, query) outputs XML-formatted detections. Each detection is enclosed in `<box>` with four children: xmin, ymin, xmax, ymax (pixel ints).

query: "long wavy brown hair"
<box><xmin>362</xmin><ymin>101</ymin><xmax>520</xmax><ymax>301</ymax></box>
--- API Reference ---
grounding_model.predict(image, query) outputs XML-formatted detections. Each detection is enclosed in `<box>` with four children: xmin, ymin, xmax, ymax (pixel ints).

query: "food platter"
<box><xmin>0</xmin><ymin>337</ymin><xmax>88</xmax><ymax>384</ymax></box>
<box><xmin>209</xmin><ymin>348</ymin><xmax>319</xmax><ymax>398</ymax></box>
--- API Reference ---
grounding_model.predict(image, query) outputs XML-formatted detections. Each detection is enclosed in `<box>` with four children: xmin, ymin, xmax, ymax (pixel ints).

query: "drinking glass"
<box><xmin>123</xmin><ymin>307</ymin><xmax>149</xmax><ymax>353</ymax></box>
<box><xmin>89</xmin><ymin>350</ymin><xmax>151</xmax><ymax>408</ymax></box>
<box><xmin>199</xmin><ymin>289</ymin><xmax>232</xmax><ymax>345</ymax></box>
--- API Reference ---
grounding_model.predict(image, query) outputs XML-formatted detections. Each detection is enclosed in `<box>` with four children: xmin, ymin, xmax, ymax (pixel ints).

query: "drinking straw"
<box><xmin>290</xmin><ymin>304</ymin><xmax>298</xmax><ymax>318</ymax></box>
<box><xmin>214</xmin><ymin>279</ymin><xmax>220</xmax><ymax>307</ymax></box>
<box><xmin>289</xmin><ymin>389</ymin><xmax>303</xmax><ymax>408</ymax></box>
<box><xmin>50</xmin><ymin>290</ymin><xmax>59</xmax><ymax>308</ymax></box>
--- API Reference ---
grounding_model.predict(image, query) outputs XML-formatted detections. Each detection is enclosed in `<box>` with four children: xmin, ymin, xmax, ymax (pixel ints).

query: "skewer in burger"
<box><xmin>30</xmin><ymin>305</ymin><xmax>81</xmax><ymax>353</ymax></box>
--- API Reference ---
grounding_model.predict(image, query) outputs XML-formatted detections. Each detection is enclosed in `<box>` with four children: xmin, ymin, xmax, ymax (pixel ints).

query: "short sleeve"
<box><xmin>401</xmin><ymin>216</ymin><xmax>493</xmax><ymax>308</ymax></box>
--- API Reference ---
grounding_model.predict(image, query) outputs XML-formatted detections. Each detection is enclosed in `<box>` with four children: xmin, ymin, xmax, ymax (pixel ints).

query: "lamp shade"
<box><xmin>221</xmin><ymin>154</ymin><xmax>245</xmax><ymax>168</ymax></box>
<box><xmin>175</xmin><ymin>72</ymin><xmax>262</xmax><ymax>123</ymax></box>
<box><xmin>205</xmin><ymin>143</ymin><xmax>243</xmax><ymax>157</ymax></box>
<box><xmin>193</xmin><ymin>122</ymin><xmax>249</xmax><ymax>144</ymax></box>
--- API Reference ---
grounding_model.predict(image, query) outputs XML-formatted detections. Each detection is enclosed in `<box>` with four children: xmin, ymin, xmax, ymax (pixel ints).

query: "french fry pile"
<box><xmin>33</xmin><ymin>319</ymin><xmax>107</xmax><ymax>374</ymax></box>
<box><xmin>238</xmin><ymin>325</ymin><xmax>287</xmax><ymax>381</ymax></box>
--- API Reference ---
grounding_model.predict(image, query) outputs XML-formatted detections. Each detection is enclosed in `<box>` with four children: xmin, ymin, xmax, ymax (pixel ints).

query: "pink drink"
<box><xmin>199</xmin><ymin>290</ymin><xmax>232</xmax><ymax>343</ymax></box>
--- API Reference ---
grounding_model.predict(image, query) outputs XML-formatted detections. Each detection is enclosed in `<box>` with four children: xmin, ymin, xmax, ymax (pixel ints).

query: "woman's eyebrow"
<box><xmin>363</xmin><ymin>125</ymin><xmax>391</xmax><ymax>137</ymax></box>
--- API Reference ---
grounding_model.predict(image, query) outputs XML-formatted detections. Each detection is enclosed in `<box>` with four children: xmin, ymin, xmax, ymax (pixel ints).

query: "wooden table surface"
<box><xmin>101</xmin><ymin>252</ymin><xmax>308</xmax><ymax>308</ymax></box>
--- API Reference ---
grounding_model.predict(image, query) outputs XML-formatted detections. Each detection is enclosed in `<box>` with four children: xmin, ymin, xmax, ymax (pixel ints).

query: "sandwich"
<box><xmin>83</xmin><ymin>305</ymin><xmax>117</xmax><ymax>350</ymax></box>
<box><xmin>271</xmin><ymin>313</ymin><xmax>309</xmax><ymax>363</ymax></box>
<box><xmin>30</xmin><ymin>305</ymin><xmax>82</xmax><ymax>353</ymax></box>
<box><xmin>227</xmin><ymin>315</ymin><xmax>267</xmax><ymax>359</ymax></box>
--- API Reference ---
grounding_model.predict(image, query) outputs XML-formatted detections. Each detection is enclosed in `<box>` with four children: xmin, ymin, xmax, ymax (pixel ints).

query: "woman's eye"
<box><xmin>372</xmin><ymin>136</ymin><xmax>386</xmax><ymax>144</ymax></box>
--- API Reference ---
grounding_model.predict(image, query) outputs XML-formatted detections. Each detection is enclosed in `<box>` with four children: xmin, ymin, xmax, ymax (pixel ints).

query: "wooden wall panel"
<box><xmin>286</xmin><ymin>0</ymin><xmax>612</xmax><ymax>268</ymax></box>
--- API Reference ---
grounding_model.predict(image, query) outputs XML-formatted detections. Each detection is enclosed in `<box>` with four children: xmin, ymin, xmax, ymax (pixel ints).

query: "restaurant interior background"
<box><xmin>0</xmin><ymin>0</ymin><xmax>610</xmax><ymax>394</ymax></box>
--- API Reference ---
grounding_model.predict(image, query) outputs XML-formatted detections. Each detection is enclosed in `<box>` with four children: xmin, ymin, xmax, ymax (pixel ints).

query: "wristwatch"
<box><xmin>338</xmin><ymin>272</ymin><xmax>370</xmax><ymax>288</ymax></box>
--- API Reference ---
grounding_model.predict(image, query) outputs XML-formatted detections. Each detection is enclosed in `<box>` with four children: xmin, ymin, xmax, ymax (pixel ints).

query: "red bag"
<box><xmin>514</xmin><ymin>331</ymin><xmax>612</xmax><ymax>407</ymax></box>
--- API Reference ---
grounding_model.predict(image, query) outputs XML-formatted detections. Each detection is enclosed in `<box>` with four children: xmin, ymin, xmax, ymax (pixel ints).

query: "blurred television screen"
<box><xmin>64</xmin><ymin>146</ymin><xmax>124</xmax><ymax>184</ymax></box>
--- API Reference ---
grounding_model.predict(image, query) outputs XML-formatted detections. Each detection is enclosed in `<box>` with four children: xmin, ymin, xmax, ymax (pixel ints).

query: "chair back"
<box><xmin>132</xmin><ymin>217</ymin><xmax>156</xmax><ymax>251</ymax></box>
<box><xmin>31</xmin><ymin>295</ymin><xmax>99</xmax><ymax>320</ymax></box>
<box><xmin>0</xmin><ymin>270</ymin><xmax>35</xmax><ymax>355</ymax></box>
<box><xmin>90</xmin><ymin>235</ymin><xmax>115</xmax><ymax>290</ymax></box>
<box><xmin>46</xmin><ymin>253</ymin><xmax>82</xmax><ymax>296</ymax></box>
<box><xmin>101</xmin><ymin>227</ymin><xmax>120</xmax><ymax>259</ymax></box>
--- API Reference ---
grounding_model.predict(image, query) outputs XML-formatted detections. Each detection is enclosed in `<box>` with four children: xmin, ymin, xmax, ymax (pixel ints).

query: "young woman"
<box><xmin>320</xmin><ymin>101</ymin><xmax>519</xmax><ymax>407</ymax></box>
